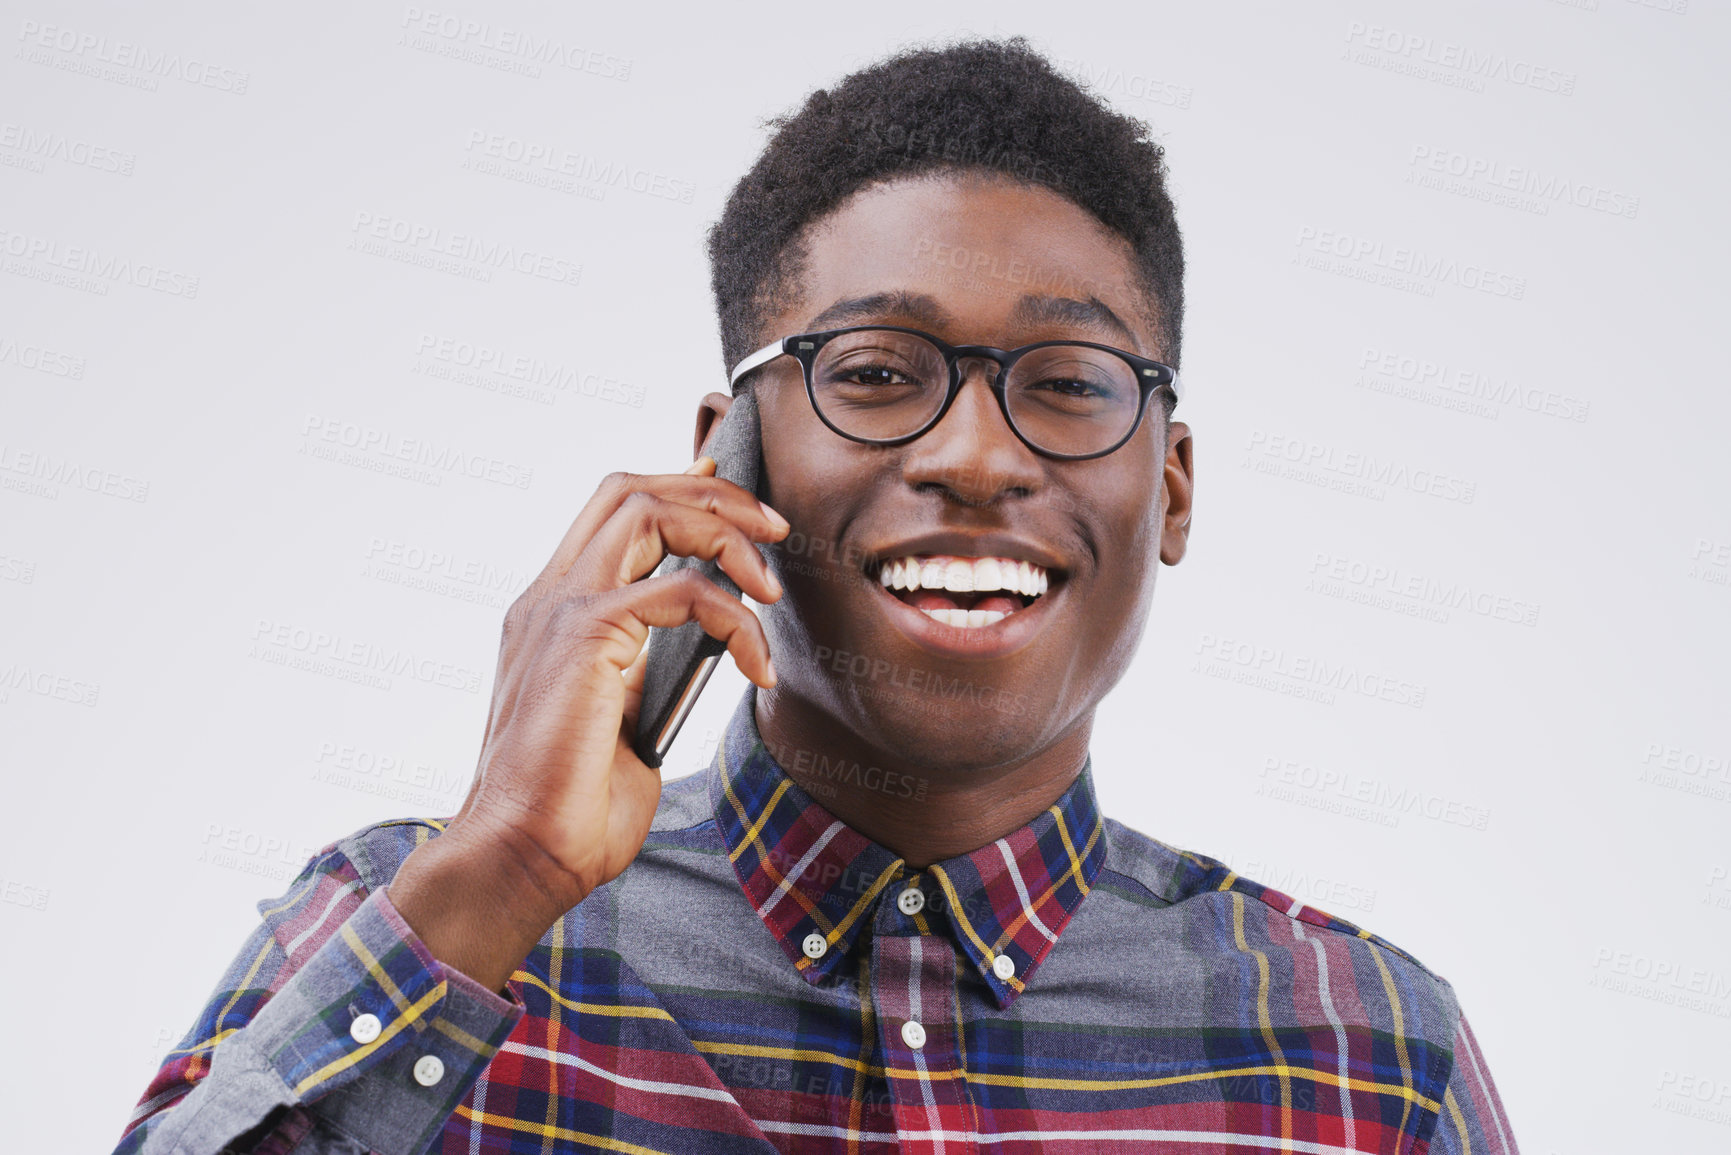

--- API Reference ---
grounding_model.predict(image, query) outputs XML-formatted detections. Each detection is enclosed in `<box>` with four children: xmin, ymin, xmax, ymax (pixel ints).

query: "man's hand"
<box><xmin>388</xmin><ymin>458</ymin><xmax>788</xmax><ymax>992</ymax></box>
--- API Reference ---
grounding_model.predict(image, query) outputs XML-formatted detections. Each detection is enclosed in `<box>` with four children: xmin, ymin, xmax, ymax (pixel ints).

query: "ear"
<box><xmin>1159</xmin><ymin>420</ymin><xmax>1194</xmax><ymax>566</ymax></box>
<box><xmin>694</xmin><ymin>391</ymin><xmax>733</xmax><ymax>460</ymax></box>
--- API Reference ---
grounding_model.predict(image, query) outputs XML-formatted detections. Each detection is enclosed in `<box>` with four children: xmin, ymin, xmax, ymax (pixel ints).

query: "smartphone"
<box><xmin>632</xmin><ymin>391</ymin><xmax>765</xmax><ymax>768</ymax></box>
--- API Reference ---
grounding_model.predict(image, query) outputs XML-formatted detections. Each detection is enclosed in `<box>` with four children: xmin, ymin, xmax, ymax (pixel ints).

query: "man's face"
<box><xmin>710</xmin><ymin>171</ymin><xmax>1193</xmax><ymax>778</ymax></box>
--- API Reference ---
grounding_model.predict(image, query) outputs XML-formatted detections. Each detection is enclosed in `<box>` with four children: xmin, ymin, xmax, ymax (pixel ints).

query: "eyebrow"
<box><xmin>805</xmin><ymin>291</ymin><xmax>953</xmax><ymax>332</ymax></box>
<box><xmin>1007</xmin><ymin>294</ymin><xmax>1139</xmax><ymax>348</ymax></box>
<box><xmin>805</xmin><ymin>290</ymin><xmax>1140</xmax><ymax>348</ymax></box>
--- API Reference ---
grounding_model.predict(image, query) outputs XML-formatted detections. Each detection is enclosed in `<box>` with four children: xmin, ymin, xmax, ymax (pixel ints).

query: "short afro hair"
<box><xmin>706</xmin><ymin>36</ymin><xmax>1185</xmax><ymax>393</ymax></box>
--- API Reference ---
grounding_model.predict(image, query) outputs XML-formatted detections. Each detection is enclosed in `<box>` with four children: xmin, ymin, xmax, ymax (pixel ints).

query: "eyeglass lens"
<box><xmin>808</xmin><ymin>329</ymin><xmax>1143</xmax><ymax>457</ymax></box>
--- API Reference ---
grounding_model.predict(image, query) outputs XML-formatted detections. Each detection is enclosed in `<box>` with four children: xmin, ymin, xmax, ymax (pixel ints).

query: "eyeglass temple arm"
<box><xmin>727</xmin><ymin>338</ymin><xmax>790</xmax><ymax>391</ymax></box>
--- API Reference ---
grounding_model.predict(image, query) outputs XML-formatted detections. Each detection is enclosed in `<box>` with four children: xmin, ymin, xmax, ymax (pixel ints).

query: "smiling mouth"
<box><xmin>872</xmin><ymin>555</ymin><xmax>1050</xmax><ymax>629</ymax></box>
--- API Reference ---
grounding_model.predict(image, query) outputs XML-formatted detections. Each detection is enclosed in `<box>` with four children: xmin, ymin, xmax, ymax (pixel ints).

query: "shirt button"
<box><xmin>896</xmin><ymin>887</ymin><xmax>925</xmax><ymax>915</ymax></box>
<box><xmin>992</xmin><ymin>954</ymin><xmax>1017</xmax><ymax>980</ymax></box>
<box><xmin>349</xmin><ymin>1013</ymin><xmax>382</xmax><ymax>1044</ymax></box>
<box><xmin>413</xmin><ymin>1054</ymin><xmax>446</xmax><ymax>1087</ymax></box>
<box><xmin>802</xmin><ymin>932</ymin><xmax>829</xmax><ymax>959</ymax></box>
<box><xmin>901</xmin><ymin>1020</ymin><xmax>926</xmax><ymax>1050</ymax></box>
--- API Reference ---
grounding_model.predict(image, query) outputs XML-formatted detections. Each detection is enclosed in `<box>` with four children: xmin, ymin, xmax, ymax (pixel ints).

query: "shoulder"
<box><xmin>644</xmin><ymin>768</ymin><xmax>719</xmax><ymax>842</ymax></box>
<box><xmin>1088</xmin><ymin>817</ymin><xmax>1462</xmax><ymax>1032</ymax></box>
<box><xmin>1100</xmin><ymin>818</ymin><xmax>1440</xmax><ymax>967</ymax></box>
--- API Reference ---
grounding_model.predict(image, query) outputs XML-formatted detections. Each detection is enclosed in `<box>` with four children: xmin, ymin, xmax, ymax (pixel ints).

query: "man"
<box><xmin>116</xmin><ymin>38</ymin><xmax>1518</xmax><ymax>1155</ymax></box>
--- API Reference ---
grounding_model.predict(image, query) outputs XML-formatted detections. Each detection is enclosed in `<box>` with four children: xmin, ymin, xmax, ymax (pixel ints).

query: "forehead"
<box><xmin>781</xmin><ymin>173</ymin><xmax>1160</xmax><ymax>358</ymax></box>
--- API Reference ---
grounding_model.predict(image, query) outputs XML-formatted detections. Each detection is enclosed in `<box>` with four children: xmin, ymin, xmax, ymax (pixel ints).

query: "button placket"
<box><xmin>869</xmin><ymin>931</ymin><xmax>978</xmax><ymax>1149</ymax></box>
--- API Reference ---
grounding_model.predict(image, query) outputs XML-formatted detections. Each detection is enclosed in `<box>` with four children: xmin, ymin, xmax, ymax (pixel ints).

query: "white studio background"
<box><xmin>2</xmin><ymin>1</ymin><xmax>1726</xmax><ymax>1151</ymax></box>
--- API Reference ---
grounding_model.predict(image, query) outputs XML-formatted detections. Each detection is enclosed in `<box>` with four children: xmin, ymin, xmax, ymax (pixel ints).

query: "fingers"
<box><xmin>487</xmin><ymin>568</ymin><xmax>776</xmax><ymax>750</ymax></box>
<box><xmin>594</xmin><ymin>568</ymin><xmax>777</xmax><ymax>690</ymax></box>
<box><xmin>620</xmin><ymin>648</ymin><xmax>649</xmax><ymax>727</ymax></box>
<box><xmin>481</xmin><ymin>575</ymin><xmax>767</xmax><ymax>769</ymax></box>
<box><xmin>532</xmin><ymin>468</ymin><xmax>788</xmax><ymax>594</ymax></box>
<box><xmin>574</xmin><ymin>493</ymin><xmax>784</xmax><ymax>602</ymax></box>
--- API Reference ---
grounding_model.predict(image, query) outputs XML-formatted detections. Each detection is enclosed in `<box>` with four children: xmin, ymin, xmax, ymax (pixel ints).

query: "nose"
<box><xmin>899</xmin><ymin>356</ymin><xmax>1042</xmax><ymax>505</ymax></box>
<box><xmin>956</xmin><ymin>354</ymin><xmax>1003</xmax><ymax>389</ymax></box>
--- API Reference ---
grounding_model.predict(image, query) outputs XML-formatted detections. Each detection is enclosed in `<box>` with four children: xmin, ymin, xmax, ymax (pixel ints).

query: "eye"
<box><xmin>843</xmin><ymin>363</ymin><xmax>916</xmax><ymax>387</ymax></box>
<box><xmin>1007</xmin><ymin>347</ymin><xmax>1133</xmax><ymax>406</ymax></box>
<box><xmin>1029</xmin><ymin>376</ymin><xmax>1104</xmax><ymax>397</ymax></box>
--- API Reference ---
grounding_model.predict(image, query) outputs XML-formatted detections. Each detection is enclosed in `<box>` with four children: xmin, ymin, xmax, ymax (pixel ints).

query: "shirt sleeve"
<box><xmin>111</xmin><ymin>838</ymin><xmax>525</xmax><ymax>1155</ymax></box>
<box><xmin>1427</xmin><ymin>1006</ymin><xmax>1520</xmax><ymax>1155</ymax></box>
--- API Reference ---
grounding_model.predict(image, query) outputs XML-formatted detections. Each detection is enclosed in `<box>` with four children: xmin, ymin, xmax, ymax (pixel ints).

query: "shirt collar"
<box><xmin>709</xmin><ymin>689</ymin><xmax>1107</xmax><ymax>1009</ymax></box>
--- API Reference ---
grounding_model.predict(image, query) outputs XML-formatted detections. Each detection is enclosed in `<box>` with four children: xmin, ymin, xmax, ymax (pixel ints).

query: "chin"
<box><xmin>825</xmin><ymin>653</ymin><xmax>1084</xmax><ymax>782</ymax></box>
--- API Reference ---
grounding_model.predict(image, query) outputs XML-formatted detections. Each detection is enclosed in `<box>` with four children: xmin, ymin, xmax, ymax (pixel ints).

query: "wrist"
<box><xmin>389</xmin><ymin>826</ymin><xmax>586</xmax><ymax>993</ymax></box>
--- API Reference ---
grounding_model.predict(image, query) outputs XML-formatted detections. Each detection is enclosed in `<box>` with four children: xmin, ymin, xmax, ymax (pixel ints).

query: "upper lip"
<box><xmin>862</xmin><ymin>531</ymin><xmax>1068</xmax><ymax>577</ymax></box>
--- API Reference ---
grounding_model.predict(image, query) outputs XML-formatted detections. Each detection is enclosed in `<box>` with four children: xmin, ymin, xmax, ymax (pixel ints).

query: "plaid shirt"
<box><xmin>116</xmin><ymin>689</ymin><xmax>1518</xmax><ymax>1154</ymax></box>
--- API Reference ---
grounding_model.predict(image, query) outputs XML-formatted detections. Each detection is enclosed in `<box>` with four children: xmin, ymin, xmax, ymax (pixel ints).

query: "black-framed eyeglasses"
<box><xmin>727</xmin><ymin>325</ymin><xmax>1182</xmax><ymax>462</ymax></box>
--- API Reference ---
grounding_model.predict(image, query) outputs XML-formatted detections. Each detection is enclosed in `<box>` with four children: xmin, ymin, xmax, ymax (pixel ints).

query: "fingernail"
<box><xmin>684</xmin><ymin>457</ymin><xmax>713</xmax><ymax>475</ymax></box>
<box><xmin>765</xmin><ymin>658</ymin><xmax>777</xmax><ymax>686</ymax></box>
<box><xmin>759</xmin><ymin>502</ymin><xmax>789</xmax><ymax>531</ymax></box>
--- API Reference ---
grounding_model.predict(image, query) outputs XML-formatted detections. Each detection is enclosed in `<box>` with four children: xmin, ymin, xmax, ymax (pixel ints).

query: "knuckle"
<box><xmin>503</xmin><ymin>591</ymin><xmax>537</xmax><ymax>635</ymax></box>
<box><xmin>545</xmin><ymin>593</ymin><xmax>593</xmax><ymax>633</ymax></box>
<box><xmin>618</xmin><ymin>490</ymin><xmax>662</xmax><ymax>527</ymax></box>
<box><xmin>600</xmin><ymin>470</ymin><xmax>637</xmax><ymax>493</ymax></box>
<box><xmin>505</xmin><ymin>572</ymin><xmax>560</xmax><ymax>621</ymax></box>
<box><xmin>730</xmin><ymin>527</ymin><xmax>764</xmax><ymax>558</ymax></box>
<box><xmin>619</xmin><ymin>488</ymin><xmax>657</xmax><ymax>510</ymax></box>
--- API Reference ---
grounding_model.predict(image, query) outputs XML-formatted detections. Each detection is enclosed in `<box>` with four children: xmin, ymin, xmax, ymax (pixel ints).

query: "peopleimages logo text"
<box><xmin>399</xmin><ymin>7</ymin><xmax>632</xmax><ymax>79</ymax></box>
<box><xmin>0</xmin><ymin>227</ymin><xmax>200</xmax><ymax>297</ymax></box>
<box><xmin>350</xmin><ymin>212</ymin><xmax>581</xmax><ymax>287</ymax></box>
<box><xmin>1344</xmin><ymin>21</ymin><xmax>1576</xmax><ymax>95</ymax></box>
<box><xmin>1243</xmin><ymin>429</ymin><xmax>1477</xmax><ymax>504</ymax></box>
<box><xmin>15</xmin><ymin>19</ymin><xmax>251</xmax><ymax>93</ymax></box>
<box><xmin>1295</xmin><ymin>227</ymin><xmax>1526</xmax><ymax>299</ymax></box>
<box><xmin>301</xmin><ymin>416</ymin><xmax>533</xmax><ymax>490</ymax></box>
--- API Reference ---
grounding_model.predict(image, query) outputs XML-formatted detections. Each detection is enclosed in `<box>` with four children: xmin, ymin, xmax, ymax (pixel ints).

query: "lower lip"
<box><xmin>868</xmin><ymin>579</ymin><xmax>1058</xmax><ymax>658</ymax></box>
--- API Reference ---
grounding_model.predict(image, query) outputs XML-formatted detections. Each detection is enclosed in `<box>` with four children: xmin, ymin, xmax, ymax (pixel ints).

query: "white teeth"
<box><xmin>919</xmin><ymin>607</ymin><xmax>1008</xmax><ymax>629</ymax></box>
<box><xmin>879</xmin><ymin>554</ymin><xmax>1051</xmax><ymax>597</ymax></box>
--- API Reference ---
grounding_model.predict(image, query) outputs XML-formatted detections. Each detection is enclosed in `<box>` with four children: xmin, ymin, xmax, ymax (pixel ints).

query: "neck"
<box><xmin>752</xmin><ymin>687</ymin><xmax>1092</xmax><ymax>869</ymax></box>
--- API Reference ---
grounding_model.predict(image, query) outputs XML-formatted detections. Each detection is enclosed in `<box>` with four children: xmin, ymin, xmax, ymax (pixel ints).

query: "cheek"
<box><xmin>757</xmin><ymin>384</ymin><xmax>847</xmax><ymax>513</ymax></box>
<box><xmin>1088</xmin><ymin>439</ymin><xmax>1166</xmax><ymax>566</ymax></box>
<box><xmin>1078</xmin><ymin>512</ymin><xmax>1163</xmax><ymax>690</ymax></box>
<box><xmin>763</xmin><ymin>451</ymin><xmax>863</xmax><ymax>555</ymax></box>
<box><xmin>1077</xmin><ymin>462</ymin><xmax>1165</xmax><ymax>631</ymax></box>
<box><xmin>755</xmin><ymin>398</ymin><xmax>877</xmax><ymax>638</ymax></box>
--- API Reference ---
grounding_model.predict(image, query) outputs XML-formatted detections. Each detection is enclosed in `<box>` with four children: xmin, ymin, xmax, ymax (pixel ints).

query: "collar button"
<box><xmin>896</xmin><ymin>887</ymin><xmax>926</xmax><ymax>916</ymax></box>
<box><xmin>801</xmin><ymin>932</ymin><xmax>829</xmax><ymax>959</ymax></box>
